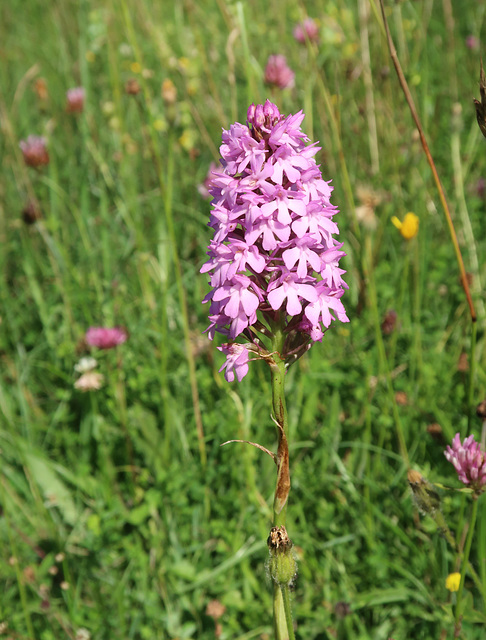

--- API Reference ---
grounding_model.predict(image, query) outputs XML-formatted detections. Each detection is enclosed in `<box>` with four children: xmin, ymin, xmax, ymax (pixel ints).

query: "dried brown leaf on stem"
<box><xmin>473</xmin><ymin>61</ymin><xmax>486</xmax><ymax>139</ymax></box>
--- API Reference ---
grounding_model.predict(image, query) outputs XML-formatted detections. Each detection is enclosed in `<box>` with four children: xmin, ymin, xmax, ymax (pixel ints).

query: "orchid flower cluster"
<box><xmin>201</xmin><ymin>100</ymin><xmax>348</xmax><ymax>382</ymax></box>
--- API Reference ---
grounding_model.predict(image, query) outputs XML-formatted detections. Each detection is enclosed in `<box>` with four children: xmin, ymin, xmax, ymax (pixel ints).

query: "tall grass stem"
<box><xmin>378</xmin><ymin>0</ymin><xmax>476</xmax><ymax>324</ymax></box>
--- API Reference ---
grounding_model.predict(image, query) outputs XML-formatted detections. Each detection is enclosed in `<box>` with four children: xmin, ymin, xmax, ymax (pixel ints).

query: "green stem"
<box><xmin>467</xmin><ymin>322</ymin><xmax>477</xmax><ymax>433</ymax></box>
<box><xmin>454</xmin><ymin>496</ymin><xmax>479</xmax><ymax>635</ymax></box>
<box><xmin>270</xmin><ymin>332</ymin><xmax>289</xmax><ymax>526</ymax></box>
<box><xmin>273</xmin><ymin>587</ymin><xmax>288</xmax><ymax>640</ymax></box>
<box><xmin>280</xmin><ymin>584</ymin><xmax>296</xmax><ymax>640</ymax></box>
<box><xmin>269</xmin><ymin>328</ymin><xmax>294</xmax><ymax>638</ymax></box>
<box><xmin>411</xmin><ymin>238</ymin><xmax>423</xmax><ymax>384</ymax></box>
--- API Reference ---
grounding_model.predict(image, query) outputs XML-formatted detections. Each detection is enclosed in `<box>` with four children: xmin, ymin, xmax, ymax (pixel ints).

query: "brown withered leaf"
<box><xmin>474</xmin><ymin>61</ymin><xmax>486</xmax><ymax>139</ymax></box>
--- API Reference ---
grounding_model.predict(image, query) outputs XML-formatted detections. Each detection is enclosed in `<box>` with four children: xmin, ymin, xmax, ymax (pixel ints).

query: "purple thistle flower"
<box><xmin>85</xmin><ymin>327</ymin><xmax>128</xmax><ymax>349</ymax></box>
<box><xmin>264</xmin><ymin>55</ymin><xmax>295</xmax><ymax>90</ymax></box>
<box><xmin>444</xmin><ymin>433</ymin><xmax>486</xmax><ymax>493</ymax></box>
<box><xmin>201</xmin><ymin>100</ymin><xmax>348</xmax><ymax>381</ymax></box>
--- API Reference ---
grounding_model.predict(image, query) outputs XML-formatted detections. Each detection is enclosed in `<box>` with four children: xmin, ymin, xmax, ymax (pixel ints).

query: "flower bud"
<box><xmin>267</xmin><ymin>526</ymin><xmax>297</xmax><ymax>587</ymax></box>
<box><xmin>246</xmin><ymin>103</ymin><xmax>255</xmax><ymax>123</ymax></box>
<box><xmin>253</xmin><ymin>104</ymin><xmax>265</xmax><ymax>129</ymax></box>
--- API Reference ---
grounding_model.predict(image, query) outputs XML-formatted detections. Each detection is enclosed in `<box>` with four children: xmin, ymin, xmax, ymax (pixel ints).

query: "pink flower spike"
<box><xmin>85</xmin><ymin>327</ymin><xmax>128</xmax><ymax>349</ymax></box>
<box><xmin>201</xmin><ymin>99</ymin><xmax>347</xmax><ymax>381</ymax></box>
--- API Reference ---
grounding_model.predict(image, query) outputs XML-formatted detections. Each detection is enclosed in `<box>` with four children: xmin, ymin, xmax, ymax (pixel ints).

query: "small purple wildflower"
<box><xmin>293</xmin><ymin>18</ymin><xmax>319</xmax><ymax>44</ymax></box>
<box><xmin>264</xmin><ymin>55</ymin><xmax>295</xmax><ymax>90</ymax></box>
<box><xmin>19</xmin><ymin>136</ymin><xmax>49</xmax><ymax>168</ymax></box>
<box><xmin>85</xmin><ymin>327</ymin><xmax>128</xmax><ymax>349</ymax></box>
<box><xmin>444</xmin><ymin>433</ymin><xmax>486</xmax><ymax>493</ymax></box>
<box><xmin>466</xmin><ymin>35</ymin><xmax>479</xmax><ymax>51</ymax></box>
<box><xmin>201</xmin><ymin>100</ymin><xmax>348</xmax><ymax>381</ymax></box>
<box><xmin>66</xmin><ymin>87</ymin><xmax>85</xmax><ymax>113</ymax></box>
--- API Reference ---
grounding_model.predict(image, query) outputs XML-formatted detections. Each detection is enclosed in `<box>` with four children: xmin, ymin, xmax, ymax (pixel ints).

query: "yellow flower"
<box><xmin>445</xmin><ymin>572</ymin><xmax>461</xmax><ymax>592</ymax></box>
<box><xmin>153</xmin><ymin>119</ymin><xmax>166</xmax><ymax>132</ymax></box>
<box><xmin>130</xmin><ymin>61</ymin><xmax>142</xmax><ymax>74</ymax></box>
<box><xmin>391</xmin><ymin>212</ymin><xmax>419</xmax><ymax>240</ymax></box>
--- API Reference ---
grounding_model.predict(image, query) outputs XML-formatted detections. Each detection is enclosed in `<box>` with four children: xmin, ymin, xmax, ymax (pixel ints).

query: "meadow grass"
<box><xmin>1</xmin><ymin>0</ymin><xmax>486</xmax><ymax>638</ymax></box>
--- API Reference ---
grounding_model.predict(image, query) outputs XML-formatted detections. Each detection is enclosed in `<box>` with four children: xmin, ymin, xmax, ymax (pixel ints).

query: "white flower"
<box><xmin>74</xmin><ymin>357</ymin><xmax>98</xmax><ymax>373</ymax></box>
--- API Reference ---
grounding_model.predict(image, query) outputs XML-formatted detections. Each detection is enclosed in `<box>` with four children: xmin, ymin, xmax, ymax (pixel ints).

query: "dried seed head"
<box><xmin>206</xmin><ymin>599</ymin><xmax>226</xmax><ymax>620</ymax></box>
<box><xmin>334</xmin><ymin>601</ymin><xmax>351</xmax><ymax>619</ymax></box>
<box><xmin>426</xmin><ymin>423</ymin><xmax>444</xmax><ymax>442</ymax></box>
<box><xmin>476</xmin><ymin>399</ymin><xmax>486</xmax><ymax>419</ymax></box>
<box><xmin>408</xmin><ymin>469</ymin><xmax>441</xmax><ymax>515</ymax></box>
<box><xmin>457</xmin><ymin>352</ymin><xmax>468</xmax><ymax>372</ymax></box>
<box><xmin>395</xmin><ymin>391</ymin><xmax>408</xmax><ymax>406</ymax></box>
<box><xmin>34</xmin><ymin>78</ymin><xmax>48</xmax><ymax>101</ymax></box>
<box><xmin>161</xmin><ymin>79</ymin><xmax>177</xmax><ymax>104</ymax></box>
<box><xmin>125</xmin><ymin>78</ymin><xmax>140</xmax><ymax>95</ymax></box>
<box><xmin>381</xmin><ymin>309</ymin><xmax>397</xmax><ymax>335</ymax></box>
<box><xmin>267</xmin><ymin>526</ymin><xmax>297</xmax><ymax>587</ymax></box>
<box><xmin>22</xmin><ymin>200</ymin><xmax>42</xmax><ymax>225</ymax></box>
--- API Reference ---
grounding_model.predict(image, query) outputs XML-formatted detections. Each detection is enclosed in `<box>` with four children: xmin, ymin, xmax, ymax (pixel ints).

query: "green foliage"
<box><xmin>1</xmin><ymin>0</ymin><xmax>486</xmax><ymax>638</ymax></box>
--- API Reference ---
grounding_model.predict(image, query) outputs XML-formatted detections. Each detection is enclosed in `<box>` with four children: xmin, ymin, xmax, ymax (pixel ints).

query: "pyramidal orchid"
<box><xmin>201</xmin><ymin>100</ymin><xmax>348</xmax><ymax>639</ymax></box>
<box><xmin>201</xmin><ymin>99</ymin><xmax>348</xmax><ymax>382</ymax></box>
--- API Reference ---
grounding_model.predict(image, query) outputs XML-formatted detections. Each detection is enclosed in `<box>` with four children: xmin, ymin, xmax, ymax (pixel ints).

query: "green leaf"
<box><xmin>24</xmin><ymin>452</ymin><xmax>79</xmax><ymax>526</ymax></box>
